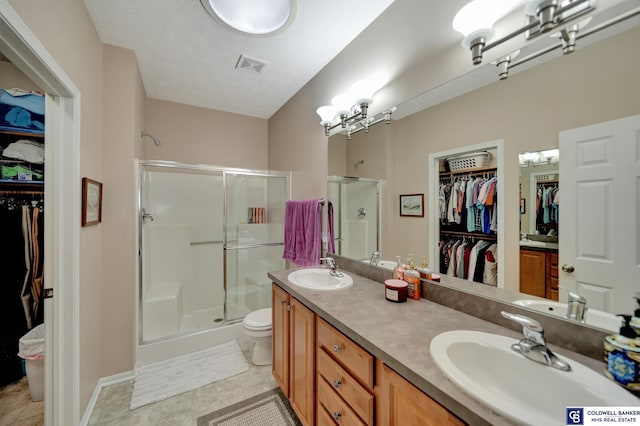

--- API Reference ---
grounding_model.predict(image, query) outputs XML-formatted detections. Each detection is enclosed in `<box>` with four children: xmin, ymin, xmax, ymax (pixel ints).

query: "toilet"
<box><xmin>242</xmin><ymin>307</ymin><xmax>272</xmax><ymax>366</ymax></box>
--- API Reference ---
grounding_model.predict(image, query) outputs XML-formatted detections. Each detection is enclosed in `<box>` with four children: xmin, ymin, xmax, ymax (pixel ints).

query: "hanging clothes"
<box><xmin>439</xmin><ymin>237</ymin><xmax>497</xmax><ymax>286</ymax></box>
<box><xmin>439</xmin><ymin>174</ymin><xmax>498</xmax><ymax>235</ymax></box>
<box><xmin>0</xmin><ymin>199</ymin><xmax>44</xmax><ymax>385</ymax></box>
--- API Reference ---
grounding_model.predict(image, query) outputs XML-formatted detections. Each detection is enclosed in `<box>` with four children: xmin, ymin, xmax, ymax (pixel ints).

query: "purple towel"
<box><xmin>282</xmin><ymin>199</ymin><xmax>322</xmax><ymax>266</ymax></box>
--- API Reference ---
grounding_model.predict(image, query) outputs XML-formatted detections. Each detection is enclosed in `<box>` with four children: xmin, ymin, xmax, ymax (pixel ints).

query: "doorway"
<box><xmin>427</xmin><ymin>139</ymin><xmax>505</xmax><ymax>289</ymax></box>
<box><xmin>1</xmin><ymin>2</ymin><xmax>81</xmax><ymax>424</ymax></box>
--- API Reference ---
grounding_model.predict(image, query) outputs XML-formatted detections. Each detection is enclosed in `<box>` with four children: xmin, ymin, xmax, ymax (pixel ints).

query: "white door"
<box><xmin>559</xmin><ymin>114</ymin><xmax>640</xmax><ymax>314</ymax></box>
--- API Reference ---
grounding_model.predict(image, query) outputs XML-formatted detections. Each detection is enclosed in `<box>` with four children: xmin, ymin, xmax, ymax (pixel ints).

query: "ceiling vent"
<box><xmin>235</xmin><ymin>54</ymin><xmax>267</xmax><ymax>74</ymax></box>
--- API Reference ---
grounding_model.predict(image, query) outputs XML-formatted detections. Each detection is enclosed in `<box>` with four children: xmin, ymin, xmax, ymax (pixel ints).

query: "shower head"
<box><xmin>140</xmin><ymin>131</ymin><xmax>162</xmax><ymax>146</ymax></box>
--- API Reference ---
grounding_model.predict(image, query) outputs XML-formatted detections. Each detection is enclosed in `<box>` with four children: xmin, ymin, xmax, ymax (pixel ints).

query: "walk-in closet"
<box><xmin>437</xmin><ymin>150</ymin><xmax>499</xmax><ymax>286</ymax></box>
<box><xmin>0</xmin><ymin>56</ymin><xmax>46</xmax><ymax>424</ymax></box>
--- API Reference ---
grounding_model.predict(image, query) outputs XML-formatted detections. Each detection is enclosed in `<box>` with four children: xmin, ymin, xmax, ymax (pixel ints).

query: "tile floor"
<box><xmin>87</xmin><ymin>339</ymin><xmax>279</xmax><ymax>425</ymax></box>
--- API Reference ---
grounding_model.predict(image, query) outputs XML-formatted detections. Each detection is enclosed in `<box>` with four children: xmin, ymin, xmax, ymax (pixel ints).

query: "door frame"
<box><xmin>0</xmin><ymin>2</ymin><xmax>81</xmax><ymax>425</ymax></box>
<box><xmin>427</xmin><ymin>140</ymin><xmax>505</xmax><ymax>288</ymax></box>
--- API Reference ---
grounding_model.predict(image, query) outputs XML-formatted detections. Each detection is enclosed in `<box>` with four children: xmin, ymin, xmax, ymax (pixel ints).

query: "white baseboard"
<box><xmin>79</xmin><ymin>370</ymin><xmax>134</xmax><ymax>426</ymax></box>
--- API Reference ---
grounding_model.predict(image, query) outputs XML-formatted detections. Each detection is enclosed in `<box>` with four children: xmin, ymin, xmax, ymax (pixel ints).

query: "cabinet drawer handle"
<box><xmin>333</xmin><ymin>379</ymin><xmax>342</xmax><ymax>388</ymax></box>
<box><xmin>333</xmin><ymin>412</ymin><xmax>342</xmax><ymax>421</ymax></box>
<box><xmin>333</xmin><ymin>344</ymin><xmax>343</xmax><ymax>353</ymax></box>
<box><xmin>281</xmin><ymin>299</ymin><xmax>287</xmax><ymax>304</ymax></box>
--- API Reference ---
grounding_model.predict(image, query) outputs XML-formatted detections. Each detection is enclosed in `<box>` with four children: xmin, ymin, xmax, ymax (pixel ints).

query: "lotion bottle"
<box><xmin>417</xmin><ymin>256</ymin><xmax>432</xmax><ymax>280</ymax></box>
<box><xmin>404</xmin><ymin>256</ymin><xmax>421</xmax><ymax>300</ymax></box>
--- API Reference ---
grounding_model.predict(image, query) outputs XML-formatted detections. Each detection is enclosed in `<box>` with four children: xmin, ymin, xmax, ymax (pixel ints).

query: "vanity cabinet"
<box><xmin>273</xmin><ymin>283</ymin><xmax>465</xmax><ymax>426</ymax></box>
<box><xmin>316</xmin><ymin>317</ymin><xmax>374</xmax><ymax>425</ymax></box>
<box><xmin>519</xmin><ymin>248</ymin><xmax>559</xmax><ymax>301</ymax></box>
<box><xmin>375</xmin><ymin>360</ymin><xmax>464</xmax><ymax>426</ymax></box>
<box><xmin>272</xmin><ymin>284</ymin><xmax>315</xmax><ymax>426</ymax></box>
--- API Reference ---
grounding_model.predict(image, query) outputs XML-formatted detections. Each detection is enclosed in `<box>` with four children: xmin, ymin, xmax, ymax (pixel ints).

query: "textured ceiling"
<box><xmin>84</xmin><ymin>0</ymin><xmax>396</xmax><ymax>118</ymax></box>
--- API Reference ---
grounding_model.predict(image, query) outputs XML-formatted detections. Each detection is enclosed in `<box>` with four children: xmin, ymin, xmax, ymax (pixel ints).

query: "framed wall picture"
<box><xmin>82</xmin><ymin>177</ymin><xmax>103</xmax><ymax>226</ymax></box>
<box><xmin>399</xmin><ymin>193</ymin><xmax>424</xmax><ymax>217</ymax></box>
<box><xmin>520</xmin><ymin>198</ymin><xmax>526</xmax><ymax>214</ymax></box>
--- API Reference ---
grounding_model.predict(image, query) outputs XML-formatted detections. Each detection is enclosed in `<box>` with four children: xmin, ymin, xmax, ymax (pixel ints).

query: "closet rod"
<box><xmin>0</xmin><ymin>190</ymin><xmax>44</xmax><ymax>195</ymax></box>
<box><xmin>440</xmin><ymin>166</ymin><xmax>497</xmax><ymax>177</ymax></box>
<box><xmin>439</xmin><ymin>230</ymin><xmax>497</xmax><ymax>239</ymax></box>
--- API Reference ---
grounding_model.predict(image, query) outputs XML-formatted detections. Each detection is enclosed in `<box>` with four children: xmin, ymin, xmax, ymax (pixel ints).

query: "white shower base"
<box><xmin>136</xmin><ymin>321</ymin><xmax>245</xmax><ymax>367</ymax></box>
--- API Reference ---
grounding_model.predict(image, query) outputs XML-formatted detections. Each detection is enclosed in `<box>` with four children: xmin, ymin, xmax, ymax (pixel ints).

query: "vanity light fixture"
<box><xmin>453</xmin><ymin>0</ymin><xmax>596</xmax><ymax>67</ymax></box>
<box><xmin>200</xmin><ymin>0</ymin><xmax>296</xmax><ymax>36</ymax></box>
<box><xmin>316</xmin><ymin>74</ymin><xmax>393</xmax><ymax>137</ymax></box>
<box><xmin>519</xmin><ymin>149</ymin><xmax>559</xmax><ymax>167</ymax></box>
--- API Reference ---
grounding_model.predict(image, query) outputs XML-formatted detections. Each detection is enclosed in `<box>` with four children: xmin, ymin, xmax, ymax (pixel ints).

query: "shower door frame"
<box><xmin>136</xmin><ymin>160</ymin><xmax>291</xmax><ymax>349</ymax></box>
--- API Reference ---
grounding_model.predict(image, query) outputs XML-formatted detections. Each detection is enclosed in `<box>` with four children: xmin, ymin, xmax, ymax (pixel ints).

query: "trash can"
<box><xmin>18</xmin><ymin>323</ymin><xmax>45</xmax><ymax>401</ymax></box>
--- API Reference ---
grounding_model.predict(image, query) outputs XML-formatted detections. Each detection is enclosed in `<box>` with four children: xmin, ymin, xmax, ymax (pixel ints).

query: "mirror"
<box><xmin>327</xmin><ymin>21</ymin><xmax>640</xmax><ymax>332</ymax></box>
<box><xmin>518</xmin><ymin>150</ymin><xmax>559</xmax><ymax>237</ymax></box>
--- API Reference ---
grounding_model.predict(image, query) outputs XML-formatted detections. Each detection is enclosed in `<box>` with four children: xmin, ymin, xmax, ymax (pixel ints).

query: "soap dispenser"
<box><xmin>603</xmin><ymin>314</ymin><xmax>640</xmax><ymax>392</ymax></box>
<box><xmin>393</xmin><ymin>256</ymin><xmax>404</xmax><ymax>281</ymax></box>
<box><xmin>631</xmin><ymin>297</ymin><xmax>640</xmax><ymax>337</ymax></box>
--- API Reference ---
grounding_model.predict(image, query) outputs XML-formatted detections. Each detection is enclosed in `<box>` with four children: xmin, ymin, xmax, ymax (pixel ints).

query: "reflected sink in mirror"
<box><xmin>513</xmin><ymin>299</ymin><xmax>621</xmax><ymax>332</ymax></box>
<box><xmin>362</xmin><ymin>259</ymin><xmax>396</xmax><ymax>271</ymax></box>
<box><xmin>287</xmin><ymin>268</ymin><xmax>353</xmax><ymax>291</ymax></box>
<box><xmin>430</xmin><ymin>330</ymin><xmax>639</xmax><ymax>425</ymax></box>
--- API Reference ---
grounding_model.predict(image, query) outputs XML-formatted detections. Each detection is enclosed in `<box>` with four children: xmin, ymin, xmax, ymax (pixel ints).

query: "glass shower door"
<box><xmin>224</xmin><ymin>171</ymin><xmax>289</xmax><ymax>322</ymax></box>
<box><xmin>139</xmin><ymin>165</ymin><xmax>224</xmax><ymax>343</ymax></box>
<box><xmin>328</xmin><ymin>177</ymin><xmax>380</xmax><ymax>260</ymax></box>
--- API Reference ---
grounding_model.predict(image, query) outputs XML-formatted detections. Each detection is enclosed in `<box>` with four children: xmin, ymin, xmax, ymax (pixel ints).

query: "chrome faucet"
<box><xmin>501</xmin><ymin>311</ymin><xmax>571</xmax><ymax>371</ymax></box>
<box><xmin>566</xmin><ymin>292</ymin><xmax>587</xmax><ymax>322</ymax></box>
<box><xmin>320</xmin><ymin>257</ymin><xmax>343</xmax><ymax>278</ymax></box>
<box><xmin>369</xmin><ymin>251</ymin><xmax>382</xmax><ymax>266</ymax></box>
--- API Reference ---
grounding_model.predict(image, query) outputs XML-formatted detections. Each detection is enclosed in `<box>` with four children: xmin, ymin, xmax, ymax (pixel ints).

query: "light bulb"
<box><xmin>316</xmin><ymin>106</ymin><xmax>336</xmax><ymax>125</ymax></box>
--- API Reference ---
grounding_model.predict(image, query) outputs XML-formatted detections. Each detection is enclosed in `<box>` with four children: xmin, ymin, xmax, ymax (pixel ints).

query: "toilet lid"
<box><xmin>243</xmin><ymin>308</ymin><xmax>272</xmax><ymax>329</ymax></box>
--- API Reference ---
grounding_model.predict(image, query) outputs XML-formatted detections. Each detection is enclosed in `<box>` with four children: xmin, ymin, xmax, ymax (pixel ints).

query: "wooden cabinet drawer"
<box><xmin>317</xmin><ymin>318</ymin><xmax>374</xmax><ymax>388</ymax></box>
<box><xmin>317</xmin><ymin>347</ymin><xmax>374</xmax><ymax>424</ymax></box>
<box><xmin>317</xmin><ymin>375</ymin><xmax>367</xmax><ymax>426</ymax></box>
<box><xmin>317</xmin><ymin>402</ymin><xmax>338</xmax><ymax>426</ymax></box>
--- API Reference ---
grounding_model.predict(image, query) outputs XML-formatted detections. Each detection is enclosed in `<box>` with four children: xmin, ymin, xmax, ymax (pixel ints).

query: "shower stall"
<box><xmin>328</xmin><ymin>176</ymin><xmax>381</xmax><ymax>260</ymax></box>
<box><xmin>136</xmin><ymin>161</ymin><xmax>289</xmax><ymax>365</ymax></box>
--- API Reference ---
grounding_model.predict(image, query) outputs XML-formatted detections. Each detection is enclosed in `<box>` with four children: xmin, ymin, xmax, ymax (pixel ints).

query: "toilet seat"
<box><xmin>243</xmin><ymin>308</ymin><xmax>272</xmax><ymax>331</ymax></box>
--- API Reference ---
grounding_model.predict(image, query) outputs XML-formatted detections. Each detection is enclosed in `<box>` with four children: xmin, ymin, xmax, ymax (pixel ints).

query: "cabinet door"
<box><xmin>272</xmin><ymin>284</ymin><xmax>289</xmax><ymax>395</ymax></box>
<box><xmin>519</xmin><ymin>249</ymin><xmax>546</xmax><ymax>298</ymax></box>
<box><xmin>289</xmin><ymin>297</ymin><xmax>315</xmax><ymax>426</ymax></box>
<box><xmin>546</xmin><ymin>252</ymin><xmax>559</xmax><ymax>301</ymax></box>
<box><xmin>375</xmin><ymin>361</ymin><xmax>464</xmax><ymax>426</ymax></box>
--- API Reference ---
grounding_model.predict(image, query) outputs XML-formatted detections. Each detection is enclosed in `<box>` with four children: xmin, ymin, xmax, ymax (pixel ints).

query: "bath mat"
<box><xmin>197</xmin><ymin>387</ymin><xmax>301</xmax><ymax>426</ymax></box>
<box><xmin>129</xmin><ymin>339</ymin><xmax>249</xmax><ymax>410</ymax></box>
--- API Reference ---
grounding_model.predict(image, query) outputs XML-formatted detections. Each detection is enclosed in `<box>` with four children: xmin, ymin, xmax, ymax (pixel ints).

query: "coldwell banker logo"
<box><xmin>567</xmin><ymin>407</ymin><xmax>584</xmax><ymax>425</ymax></box>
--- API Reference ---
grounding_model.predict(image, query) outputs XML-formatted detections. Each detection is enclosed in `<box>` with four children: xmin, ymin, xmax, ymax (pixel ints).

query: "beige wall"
<box><xmin>145</xmin><ymin>98</ymin><xmax>268</xmax><ymax>169</ymax></box>
<box><xmin>0</xmin><ymin>61</ymin><xmax>39</xmax><ymax>90</ymax></box>
<box><xmin>269</xmin><ymin>84</ymin><xmax>328</xmax><ymax>200</ymax></box>
<box><xmin>100</xmin><ymin>44</ymin><xmax>145</xmax><ymax>377</ymax></box>
<box><xmin>388</xmin><ymin>26</ymin><xmax>640</xmax><ymax>290</ymax></box>
<box><xmin>8</xmin><ymin>0</ymin><xmax>105</xmax><ymax>410</ymax></box>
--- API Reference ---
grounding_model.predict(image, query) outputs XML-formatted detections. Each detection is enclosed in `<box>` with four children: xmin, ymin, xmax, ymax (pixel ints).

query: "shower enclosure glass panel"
<box><xmin>224</xmin><ymin>172</ymin><xmax>288</xmax><ymax>322</ymax></box>
<box><xmin>140</xmin><ymin>166</ymin><xmax>224</xmax><ymax>343</ymax></box>
<box><xmin>328</xmin><ymin>177</ymin><xmax>380</xmax><ymax>260</ymax></box>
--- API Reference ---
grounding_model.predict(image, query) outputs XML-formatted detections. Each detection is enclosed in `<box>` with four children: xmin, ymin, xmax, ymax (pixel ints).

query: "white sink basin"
<box><xmin>430</xmin><ymin>330</ymin><xmax>639</xmax><ymax>425</ymax></box>
<box><xmin>513</xmin><ymin>299</ymin><xmax>621</xmax><ymax>332</ymax></box>
<box><xmin>362</xmin><ymin>259</ymin><xmax>396</xmax><ymax>270</ymax></box>
<box><xmin>287</xmin><ymin>268</ymin><xmax>353</xmax><ymax>291</ymax></box>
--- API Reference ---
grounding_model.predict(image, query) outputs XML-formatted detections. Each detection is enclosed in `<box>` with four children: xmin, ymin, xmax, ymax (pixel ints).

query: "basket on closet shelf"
<box><xmin>447</xmin><ymin>151</ymin><xmax>491</xmax><ymax>172</ymax></box>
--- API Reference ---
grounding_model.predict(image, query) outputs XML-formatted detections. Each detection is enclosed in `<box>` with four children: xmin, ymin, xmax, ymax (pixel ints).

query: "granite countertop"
<box><xmin>268</xmin><ymin>267</ymin><xmax>605</xmax><ymax>426</ymax></box>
